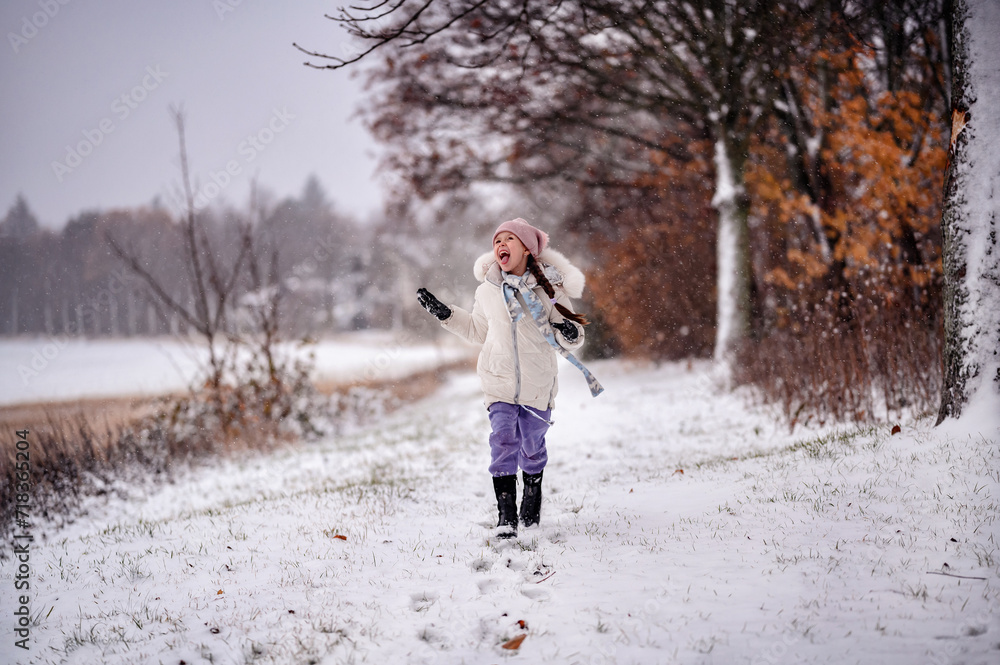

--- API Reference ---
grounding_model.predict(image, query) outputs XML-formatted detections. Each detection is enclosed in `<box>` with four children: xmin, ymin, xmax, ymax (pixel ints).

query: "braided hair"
<box><xmin>526</xmin><ymin>254</ymin><xmax>589</xmax><ymax>326</ymax></box>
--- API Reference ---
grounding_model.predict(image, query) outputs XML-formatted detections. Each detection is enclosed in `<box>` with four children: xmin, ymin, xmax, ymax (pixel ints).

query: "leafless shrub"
<box><xmin>736</xmin><ymin>297</ymin><xmax>942</xmax><ymax>427</ymax></box>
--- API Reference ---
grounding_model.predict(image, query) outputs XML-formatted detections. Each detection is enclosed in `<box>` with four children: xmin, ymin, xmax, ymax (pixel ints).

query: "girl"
<box><xmin>417</xmin><ymin>218</ymin><xmax>602</xmax><ymax>538</ymax></box>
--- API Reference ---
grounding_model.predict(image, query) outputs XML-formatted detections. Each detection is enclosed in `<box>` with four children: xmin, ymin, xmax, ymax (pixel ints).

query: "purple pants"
<box><xmin>488</xmin><ymin>402</ymin><xmax>551</xmax><ymax>477</ymax></box>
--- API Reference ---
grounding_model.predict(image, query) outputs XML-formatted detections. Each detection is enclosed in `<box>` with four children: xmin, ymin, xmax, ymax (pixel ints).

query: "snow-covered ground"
<box><xmin>1</xmin><ymin>358</ymin><xmax>998</xmax><ymax>664</ymax></box>
<box><xmin>0</xmin><ymin>332</ymin><xmax>469</xmax><ymax>406</ymax></box>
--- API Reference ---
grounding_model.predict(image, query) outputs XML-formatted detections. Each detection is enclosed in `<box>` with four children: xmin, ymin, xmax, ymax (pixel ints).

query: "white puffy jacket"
<box><xmin>442</xmin><ymin>248</ymin><xmax>586</xmax><ymax>411</ymax></box>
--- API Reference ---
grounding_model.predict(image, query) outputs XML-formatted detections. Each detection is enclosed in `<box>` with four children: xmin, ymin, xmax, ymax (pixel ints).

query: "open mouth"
<box><xmin>498</xmin><ymin>248</ymin><xmax>510</xmax><ymax>264</ymax></box>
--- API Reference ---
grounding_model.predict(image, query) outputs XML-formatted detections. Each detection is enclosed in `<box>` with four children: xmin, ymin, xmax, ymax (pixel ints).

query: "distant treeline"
<box><xmin>0</xmin><ymin>177</ymin><xmax>399</xmax><ymax>339</ymax></box>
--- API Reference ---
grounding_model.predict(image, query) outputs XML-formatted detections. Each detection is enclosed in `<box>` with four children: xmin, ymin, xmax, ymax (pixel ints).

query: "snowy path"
<box><xmin>2</xmin><ymin>360</ymin><xmax>998</xmax><ymax>664</ymax></box>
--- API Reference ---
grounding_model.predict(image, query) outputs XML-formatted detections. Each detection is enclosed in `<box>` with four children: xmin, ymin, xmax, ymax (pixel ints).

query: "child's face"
<box><xmin>494</xmin><ymin>232</ymin><xmax>531</xmax><ymax>275</ymax></box>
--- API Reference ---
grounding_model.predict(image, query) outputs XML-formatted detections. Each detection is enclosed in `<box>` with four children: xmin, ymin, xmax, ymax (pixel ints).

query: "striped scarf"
<box><xmin>502</xmin><ymin>273</ymin><xmax>604</xmax><ymax>398</ymax></box>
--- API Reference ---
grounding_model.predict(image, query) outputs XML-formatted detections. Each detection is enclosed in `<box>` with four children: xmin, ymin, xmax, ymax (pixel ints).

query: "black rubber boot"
<box><xmin>493</xmin><ymin>475</ymin><xmax>518</xmax><ymax>539</ymax></box>
<box><xmin>519</xmin><ymin>470</ymin><xmax>543</xmax><ymax>528</ymax></box>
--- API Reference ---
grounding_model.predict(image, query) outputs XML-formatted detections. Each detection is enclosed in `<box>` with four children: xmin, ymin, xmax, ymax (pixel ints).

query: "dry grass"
<box><xmin>0</xmin><ymin>394</ymin><xmax>173</xmax><ymax>443</ymax></box>
<box><xmin>736</xmin><ymin>303</ymin><xmax>942</xmax><ymax>427</ymax></box>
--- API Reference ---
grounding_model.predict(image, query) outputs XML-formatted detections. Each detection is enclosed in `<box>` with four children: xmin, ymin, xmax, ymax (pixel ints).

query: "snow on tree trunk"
<box><xmin>936</xmin><ymin>0</ymin><xmax>1000</xmax><ymax>424</ymax></box>
<box><xmin>711</xmin><ymin>138</ymin><xmax>752</xmax><ymax>369</ymax></box>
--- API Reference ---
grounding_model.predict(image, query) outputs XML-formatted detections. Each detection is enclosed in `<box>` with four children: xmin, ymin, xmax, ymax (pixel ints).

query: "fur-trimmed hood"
<box><xmin>472</xmin><ymin>248</ymin><xmax>586</xmax><ymax>299</ymax></box>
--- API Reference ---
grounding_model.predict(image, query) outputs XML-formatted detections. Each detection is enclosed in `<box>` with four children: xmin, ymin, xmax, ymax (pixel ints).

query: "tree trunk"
<box><xmin>9</xmin><ymin>288</ymin><xmax>17</xmax><ymax>336</ymax></box>
<box><xmin>712</xmin><ymin>137</ymin><xmax>752</xmax><ymax>367</ymax></box>
<box><xmin>936</xmin><ymin>0</ymin><xmax>1000</xmax><ymax>424</ymax></box>
<box><xmin>61</xmin><ymin>299</ymin><xmax>70</xmax><ymax>335</ymax></box>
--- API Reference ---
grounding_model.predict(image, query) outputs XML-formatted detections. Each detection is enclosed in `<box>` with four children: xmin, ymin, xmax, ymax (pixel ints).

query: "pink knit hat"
<box><xmin>493</xmin><ymin>218</ymin><xmax>549</xmax><ymax>257</ymax></box>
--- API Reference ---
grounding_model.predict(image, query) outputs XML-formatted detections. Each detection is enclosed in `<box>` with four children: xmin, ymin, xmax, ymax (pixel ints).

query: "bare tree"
<box><xmin>107</xmin><ymin>107</ymin><xmax>251</xmax><ymax>392</ymax></box>
<box><xmin>106</xmin><ymin>110</ymin><xmax>330</xmax><ymax>442</ymax></box>
<box><xmin>242</xmin><ymin>180</ymin><xmax>283</xmax><ymax>387</ymax></box>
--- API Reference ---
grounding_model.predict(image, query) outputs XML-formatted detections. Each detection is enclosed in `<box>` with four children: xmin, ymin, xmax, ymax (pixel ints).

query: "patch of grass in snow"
<box><xmin>782</xmin><ymin>425</ymin><xmax>883</xmax><ymax>459</ymax></box>
<box><xmin>972</xmin><ymin>544</ymin><xmax>996</xmax><ymax>568</ymax></box>
<box><xmin>98</xmin><ymin>517</ymin><xmax>162</xmax><ymax>540</ymax></box>
<box><xmin>59</xmin><ymin>597</ymin><xmax>183</xmax><ymax>658</ymax></box>
<box><xmin>41</xmin><ymin>466</ymin><xmax>414</xmax><ymax>663</ymax></box>
<box><xmin>116</xmin><ymin>551</ymin><xmax>151</xmax><ymax>582</ymax></box>
<box><xmin>122</xmin><ymin>467</ymin><xmax>418</xmax><ymax>532</ymax></box>
<box><xmin>695</xmin><ymin>425</ymin><xmax>881</xmax><ymax>471</ymax></box>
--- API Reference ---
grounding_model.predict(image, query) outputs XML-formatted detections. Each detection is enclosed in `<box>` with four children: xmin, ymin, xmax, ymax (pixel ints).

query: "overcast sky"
<box><xmin>1</xmin><ymin>0</ymin><xmax>383</xmax><ymax>229</ymax></box>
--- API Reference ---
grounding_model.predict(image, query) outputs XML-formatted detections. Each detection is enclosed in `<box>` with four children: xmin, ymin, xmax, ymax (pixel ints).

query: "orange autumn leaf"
<box><xmin>502</xmin><ymin>634</ymin><xmax>527</xmax><ymax>650</ymax></box>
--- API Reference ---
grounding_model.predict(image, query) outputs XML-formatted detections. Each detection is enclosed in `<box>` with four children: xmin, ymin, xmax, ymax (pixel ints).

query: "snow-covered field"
<box><xmin>1</xmin><ymin>357</ymin><xmax>998</xmax><ymax>664</ymax></box>
<box><xmin>0</xmin><ymin>332</ymin><xmax>469</xmax><ymax>406</ymax></box>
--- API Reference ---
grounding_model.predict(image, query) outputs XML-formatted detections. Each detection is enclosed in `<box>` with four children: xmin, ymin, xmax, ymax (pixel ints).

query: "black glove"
<box><xmin>552</xmin><ymin>320</ymin><xmax>579</xmax><ymax>342</ymax></box>
<box><xmin>417</xmin><ymin>288</ymin><xmax>452</xmax><ymax>321</ymax></box>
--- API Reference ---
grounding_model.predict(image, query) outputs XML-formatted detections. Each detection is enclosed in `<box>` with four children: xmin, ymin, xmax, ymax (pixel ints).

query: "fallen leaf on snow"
<box><xmin>502</xmin><ymin>634</ymin><xmax>527</xmax><ymax>650</ymax></box>
<box><xmin>333</xmin><ymin>534</ymin><xmax>347</xmax><ymax>541</ymax></box>
<box><xmin>891</xmin><ymin>425</ymin><xmax>901</xmax><ymax>435</ymax></box>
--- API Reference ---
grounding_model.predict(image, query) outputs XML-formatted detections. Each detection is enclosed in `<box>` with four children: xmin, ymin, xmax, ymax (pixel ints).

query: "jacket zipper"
<box><xmin>511</xmin><ymin>316</ymin><xmax>521</xmax><ymax>403</ymax></box>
